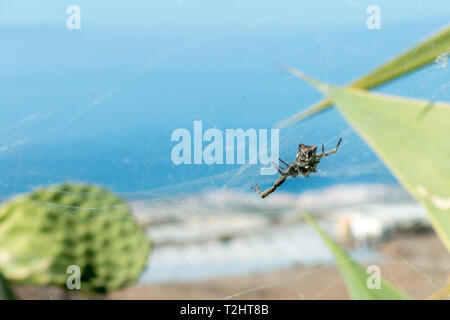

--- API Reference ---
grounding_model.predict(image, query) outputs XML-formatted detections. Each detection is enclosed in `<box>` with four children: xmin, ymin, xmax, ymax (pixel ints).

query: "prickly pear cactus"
<box><xmin>0</xmin><ymin>184</ymin><xmax>150</xmax><ymax>293</ymax></box>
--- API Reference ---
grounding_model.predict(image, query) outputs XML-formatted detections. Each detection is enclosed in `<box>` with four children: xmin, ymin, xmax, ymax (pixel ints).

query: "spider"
<box><xmin>251</xmin><ymin>137</ymin><xmax>342</xmax><ymax>198</ymax></box>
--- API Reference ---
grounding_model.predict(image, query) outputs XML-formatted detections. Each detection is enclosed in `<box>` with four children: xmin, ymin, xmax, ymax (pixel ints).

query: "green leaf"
<box><xmin>277</xmin><ymin>24</ymin><xmax>450</xmax><ymax>128</ymax></box>
<box><xmin>0</xmin><ymin>271</ymin><xmax>15</xmax><ymax>300</ymax></box>
<box><xmin>302</xmin><ymin>211</ymin><xmax>410</xmax><ymax>300</ymax></box>
<box><xmin>288</xmin><ymin>67</ymin><xmax>450</xmax><ymax>252</ymax></box>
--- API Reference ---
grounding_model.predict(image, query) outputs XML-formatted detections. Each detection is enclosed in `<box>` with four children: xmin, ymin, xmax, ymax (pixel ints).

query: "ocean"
<box><xmin>0</xmin><ymin>1</ymin><xmax>449</xmax><ymax>198</ymax></box>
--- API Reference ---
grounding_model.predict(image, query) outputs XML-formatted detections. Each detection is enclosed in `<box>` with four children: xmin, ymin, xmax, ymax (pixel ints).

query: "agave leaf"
<box><xmin>302</xmin><ymin>212</ymin><xmax>410</xmax><ymax>300</ymax></box>
<box><xmin>277</xmin><ymin>24</ymin><xmax>450</xmax><ymax>128</ymax></box>
<box><xmin>0</xmin><ymin>272</ymin><xmax>15</xmax><ymax>300</ymax></box>
<box><xmin>427</xmin><ymin>283</ymin><xmax>450</xmax><ymax>300</ymax></box>
<box><xmin>288</xmin><ymin>67</ymin><xmax>450</xmax><ymax>251</ymax></box>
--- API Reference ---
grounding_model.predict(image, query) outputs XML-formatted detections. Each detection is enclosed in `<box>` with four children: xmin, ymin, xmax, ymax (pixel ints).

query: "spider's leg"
<box><xmin>322</xmin><ymin>137</ymin><xmax>343</xmax><ymax>157</ymax></box>
<box><xmin>251</xmin><ymin>183</ymin><xmax>269</xmax><ymax>197</ymax></box>
<box><xmin>286</xmin><ymin>163</ymin><xmax>296</xmax><ymax>175</ymax></box>
<box><xmin>272</xmin><ymin>162</ymin><xmax>287</xmax><ymax>175</ymax></box>
<box><xmin>317</xmin><ymin>144</ymin><xmax>326</xmax><ymax>158</ymax></box>
<box><xmin>250</xmin><ymin>183</ymin><xmax>261</xmax><ymax>193</ymax></box>
<box><xmin>336</xmin><ymin>137</ymin><xmax>342</xmax><ymax>149</ymax></box>
<box><xmin>279</xmin><ymin>157</ymin><xmax>290</xmax><ymax>167</ymax></box>
<box><xmin>250</xmin><ymin>183</ymin><xmax>266</xmax><ymax>196</ymax></box>
<box><xmin>272</xmin><ymin>161</ymin><xmax>286</xmax><ymax>170</ymax></box>
<box><xmin>250</xmin><ymin>175</ymin><xmax>289</xmax><ymax>198</ymax></box>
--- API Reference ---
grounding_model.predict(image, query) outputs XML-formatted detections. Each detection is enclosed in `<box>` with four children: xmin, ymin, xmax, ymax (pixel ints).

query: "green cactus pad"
<box><xmin>0</xmin><ymin>184</ymin><xmax>150</xmax><ymax>293</ymax></box>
